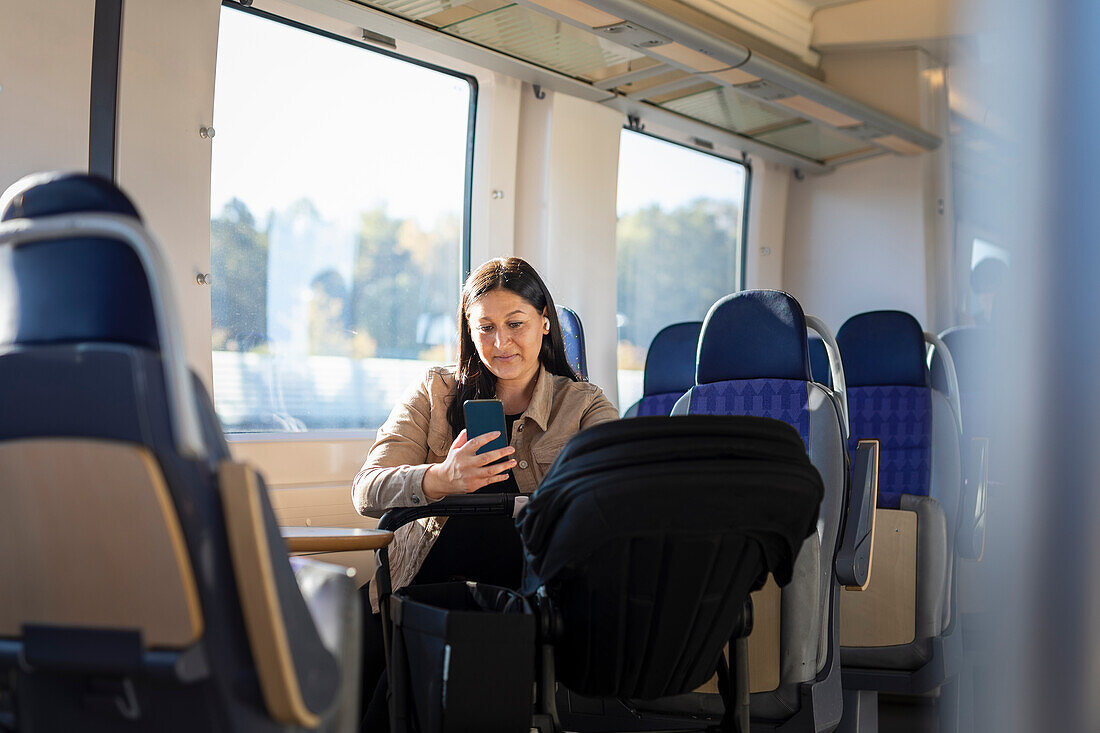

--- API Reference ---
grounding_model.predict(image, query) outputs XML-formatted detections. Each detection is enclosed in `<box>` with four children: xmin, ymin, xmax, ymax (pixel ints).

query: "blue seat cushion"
<box><xmin>689</xmin><ymin>379</ymin><xmax>810</xmax><ymax>448</ymax></box>
<box><xmin>847</xmin><ymin>385</ymin><xmax>932</xmax><ymax>508</ymax></box>
<box><xmin>635</xmin><ymin>392</ymin><xmax>684</xmax><ymax>418</ymax></box>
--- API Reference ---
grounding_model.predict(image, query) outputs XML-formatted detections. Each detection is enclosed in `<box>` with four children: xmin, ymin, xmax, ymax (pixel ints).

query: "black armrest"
<box><xmin>957</xmin><ymin>438</ymin><xmax>989</xmax><ymax>561</ymax></box>
<box><xmin>836</xmin><ymin>440</ymin><xmax>880</xmax><ymax>589</ymax></box>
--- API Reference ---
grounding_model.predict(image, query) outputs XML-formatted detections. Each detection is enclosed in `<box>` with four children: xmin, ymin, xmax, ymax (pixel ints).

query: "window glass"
<box><xmin>209</xmin><ymin>7</ymin><xmax>473</xmax><ymax>433</ymax></box>
<box><xmin>615</xmin><ymin>130</ymin><xmax>747</xmax><ymax>412</ymax></box>
<box><xmin>969</xmin><ymin>238</ymin><xmax>1009</xmax><ymax>326</ymax></box>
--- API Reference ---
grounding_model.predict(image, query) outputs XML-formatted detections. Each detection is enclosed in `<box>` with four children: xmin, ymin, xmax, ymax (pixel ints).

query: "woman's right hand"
<box><xmin>422</xmin><ymin>429</ymin><xmax>517</xmax><ymax>501</ymax></box>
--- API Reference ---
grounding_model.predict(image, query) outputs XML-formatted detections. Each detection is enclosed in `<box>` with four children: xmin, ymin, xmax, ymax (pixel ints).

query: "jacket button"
<box><xmin>517</xmin><ymin>423</ymin><xmax>524</xmax><ymax>432</ymax></box>
<box><xmin>519</xmin><ymin>460</ymin><xmax>529</xmax><ymax>469</ymax></box>
<box><xmin>412</xmin><ymin>495</ymin><xmax>420</xmax><ymax>504</ymax></box>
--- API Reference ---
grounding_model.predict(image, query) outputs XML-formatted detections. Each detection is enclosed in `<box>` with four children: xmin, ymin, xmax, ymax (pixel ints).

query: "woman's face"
<box><xmin>466</xmin><ymin>288</ymin><xmax>548</xmax><ymax>387</ymax></box>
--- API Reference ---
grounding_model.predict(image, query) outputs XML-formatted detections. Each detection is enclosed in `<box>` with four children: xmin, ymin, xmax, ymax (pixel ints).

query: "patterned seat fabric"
<box><xmin>836</xmin><ymin>311</ymin><xmax>932</xmax><ymax>508</ymax></box>
<box><xmin>626</xmin><ymin>321</ymin><xmax>701</xmax><ymax>418</ymax></box>
<box><xmin>686</xmin><ymin>290</ymin><xmax>815</xmax><ymax>447</ymax></box>
<box><xmin>690</xmin><ymin>378</ymin><xmax>810</xmax><ymax>446</ymax></box>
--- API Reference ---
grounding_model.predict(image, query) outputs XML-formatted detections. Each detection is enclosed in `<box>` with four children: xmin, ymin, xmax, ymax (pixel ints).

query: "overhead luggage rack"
<box><xmin>341</xmin><ymin>0</ymin><xmax>941</xmax><ymax>170</ymax></box>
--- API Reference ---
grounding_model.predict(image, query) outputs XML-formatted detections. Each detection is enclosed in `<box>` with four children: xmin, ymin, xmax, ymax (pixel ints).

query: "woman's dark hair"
<box><xmin>446</xmin><ymin>257</ymin><xmax>578</xmax><ymax>435</ymax></box>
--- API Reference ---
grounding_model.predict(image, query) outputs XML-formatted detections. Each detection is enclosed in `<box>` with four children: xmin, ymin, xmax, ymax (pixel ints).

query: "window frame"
<box><xmin>213</xmin><ymin>1</ymin><xmax>478</xmax><ymax>440</ymax></box>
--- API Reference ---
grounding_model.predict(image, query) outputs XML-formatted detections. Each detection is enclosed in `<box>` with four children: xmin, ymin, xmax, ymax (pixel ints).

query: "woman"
<box><xmin>352</xmin><ymin>257</ymin><xmax>618</xmax><ymax>728</ymax></box>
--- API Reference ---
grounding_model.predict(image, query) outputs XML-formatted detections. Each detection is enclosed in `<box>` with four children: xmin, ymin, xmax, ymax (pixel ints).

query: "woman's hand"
<box><xmin>422</xmin><ymin>430</ymin><xmax>517</xmax><ymax>501</ymax></box>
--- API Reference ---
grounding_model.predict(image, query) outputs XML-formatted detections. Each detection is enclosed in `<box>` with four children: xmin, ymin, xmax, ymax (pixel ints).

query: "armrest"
<box><xmin>957</xmin><ymin>437</ymin><xmax>989</xmax><ymax>561</ymax></box>
<box><xmin>836</xmin><ymin>440</ymin><xmax>880</xmax><ymax>590</ymax></box>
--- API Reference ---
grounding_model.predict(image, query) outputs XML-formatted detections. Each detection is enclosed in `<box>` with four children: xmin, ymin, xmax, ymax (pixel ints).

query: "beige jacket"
<box><xmin>353</xmin><ymin>364</ymin><xmax>619</xmax><ymax>611</ymax></box>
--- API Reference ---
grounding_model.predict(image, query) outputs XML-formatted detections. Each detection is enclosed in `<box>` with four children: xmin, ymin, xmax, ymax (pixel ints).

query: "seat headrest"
<box><xmin>556</xmin><ymin>305</ymin><xmax>587</xmax><ymax>379</ymax></box>
<box><xmin>837</xmin><ymin>310</ymin><xmax>927</xmax><ymax>387</ymax></box>
<box><xmin>931</xmin><ymin>325</ymin><xmax>991</xmax><ymax>393</ymax></box>
<box><xmin>697</xmin><ymin>290</ymin><xmax>810</xmax><ymax>384</ymax></box>
<box><xmin>643</xmin><ymin>321</ymin><xmax>701</xmax><ymax>396</ymax></box>
<box><xmin>1</xmin><ymin>171</ymin><xmax>142</xmax><ymax>222</ymax></box>
<box><xmin>0</xmin><ymin>172</ymin><xmax>158</xmax><ymax>350</ymax></box>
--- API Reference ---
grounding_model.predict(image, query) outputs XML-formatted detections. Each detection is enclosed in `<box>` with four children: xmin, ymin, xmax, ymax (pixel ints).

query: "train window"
<box><xmin>615</xmin><ymin>130</ymin><xmax>748</xmax><ymax>410</ymax></box>
<box><xmin>208</xmin><ymin>6</ymin><xmax>474</xmax><ymax>434</ymax></box>
<box><xmin>969</xmin><ymin>238</ymin><xmax>1009</xmax><ymax>326</ymax></box>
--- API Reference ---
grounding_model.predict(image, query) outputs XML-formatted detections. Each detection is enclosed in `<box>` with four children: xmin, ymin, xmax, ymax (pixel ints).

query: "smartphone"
<box><xmin>463</xmin><ymin>399</ymin><xmax>508</xmax><ymax>458</ymax></box>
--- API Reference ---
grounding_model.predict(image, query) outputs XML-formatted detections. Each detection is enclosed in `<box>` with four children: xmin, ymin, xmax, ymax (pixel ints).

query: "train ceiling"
<box><xmin>341</xmin><ymin>0</ymin><xmax>941</xmax><ymax>170</ymax></box>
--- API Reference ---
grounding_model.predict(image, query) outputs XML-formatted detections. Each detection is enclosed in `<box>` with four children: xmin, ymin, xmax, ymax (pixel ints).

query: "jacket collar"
<box><xmin>520</xmin><ymin>364</ymin><xmax>554</xmax><ymax>432</ymax></box>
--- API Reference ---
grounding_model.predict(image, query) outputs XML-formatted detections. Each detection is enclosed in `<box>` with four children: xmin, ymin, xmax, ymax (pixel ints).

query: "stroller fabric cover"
<box><xmin>517</xmin><ymin>415</ymin><xmax>823</xmax><ymax>699</ymax></box>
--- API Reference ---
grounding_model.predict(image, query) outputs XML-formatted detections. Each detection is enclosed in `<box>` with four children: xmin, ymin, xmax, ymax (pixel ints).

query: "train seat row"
<box><xmin>609</xmin><ymin>290</ymin><xmax>991</xmax><ymax>731</ymax></box>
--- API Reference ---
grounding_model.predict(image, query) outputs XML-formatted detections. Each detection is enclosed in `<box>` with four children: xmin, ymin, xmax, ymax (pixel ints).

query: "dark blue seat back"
<box><xmin>689</xmin><ymin>291</ymin><xmax>812</xmax><ymax>445</ymax></box>
<box><xmin>836</xmin><ymin>311</ymin><xmax>932</xmax><ymax>509</ymax></box>
<box><xmin>626</xmin><ymin>321</ymin><xmax>701</xmax><ymax>417</ymax></box>
<box><xmin>0</xmin><ymin>172</ymin><xmax>158</xmax><ymax>350</ymax></box>
<box><xmin>556</xmin><ymin>305</ymin><xmax>587</xmax><ymax>380</ymax></box>
<box><xmin>808</xmin><ymin>335</ymin><xmax>832</xmax><ymax>387</ymax></box>
<box><xmin>932</xmin><ymin>326</ymin><xmax>991</xmax><ymax>445</ymax></box>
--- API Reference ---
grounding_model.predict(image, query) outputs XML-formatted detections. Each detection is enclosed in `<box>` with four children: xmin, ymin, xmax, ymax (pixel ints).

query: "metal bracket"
<box><xmin>627</xmin><ymin>114</ymin><xmax>645</xmax><ymax>132</ymax></box>
<box><xmin>533</xmin><ymin>84</ymin><xmax>546</xmax><ymax>100</ymax></box>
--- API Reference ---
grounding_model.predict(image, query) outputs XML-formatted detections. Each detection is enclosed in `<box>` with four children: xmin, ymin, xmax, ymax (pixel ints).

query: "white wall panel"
<box><xmin>514</xmin><ymin>88</ymin><xmax>624</xmax><ymax>405</ymax></box>
<box><xmin>116</xmin><ymin>0</ymin><xmax>221</xmax><ymax>389</ymax></box>
<box><xmin>783</xmin><ymin>154</ymin><xmax>928</xmax><ymax>329</ymax></box>
<box><xmin>0</xmin><ymin>1</ymin><xmax>93</xmax><ymax>189</ymax></box>
<box><xmin>744</xmin><ymin>159</ymin><xmax>791</xmax><ymax>291</ymax></box>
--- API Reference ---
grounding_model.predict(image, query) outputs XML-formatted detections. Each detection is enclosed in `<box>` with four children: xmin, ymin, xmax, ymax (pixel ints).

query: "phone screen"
<box><xmin>463</xmin><ymin>399</ymin><xmax>508</xmax><ymax>457</ymax></box>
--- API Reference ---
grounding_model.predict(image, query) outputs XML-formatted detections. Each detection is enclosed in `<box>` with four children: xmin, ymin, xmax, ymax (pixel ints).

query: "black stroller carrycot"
<box><xmin>377</xmin><ymin>415</ymin><xmax>823</xmax><ymax>732</ymax></box>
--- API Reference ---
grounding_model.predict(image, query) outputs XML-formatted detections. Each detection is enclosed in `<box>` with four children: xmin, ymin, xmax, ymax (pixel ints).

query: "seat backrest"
<box><xmin>520</xmin><ymin>416</ymin><xmax>822</xmax><ymax>700</ymax></box>
<box><xmin>676</xmin><ymin>290</ymin><xmax>848</xmax><ymax>708</ymax></box>
<box><xmin>624</xmin><ymin>321</ymin><xmax>701</xmax><ymax>417</ymax></box>
<box><xmin>836</xmin><ymin>310</ymin><xmax>963</xmax><ymax>647</ymax></box>
<box><xmin>0</xmin><ymin>172</ymin><xmax>337</xmax><ymax>730</ymax></box>
<box><xmin>837</xmin><ymin>311</ymin><xmax>960</xmax><ymax>517</ymax></box>
<box><xmin>809</xmin><ymin>335</ymin><xmax>832</xmax><ymax>387</ymax></box>
<box><xmin>932</xmin><ymin>325</ymin><xmax>991</xmax><ymax>448</ymax></box>
<box><xmin>555</xmin><ymin>304</ymin><xmax>587</xmax><ymax>379</ymax></box>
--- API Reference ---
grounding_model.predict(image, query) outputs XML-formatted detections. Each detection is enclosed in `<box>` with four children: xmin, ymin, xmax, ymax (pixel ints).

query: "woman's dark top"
<box><xmin>410</xmin><ymin>413</ymin><xmax>524</xmax><ymax>589</ymax></box>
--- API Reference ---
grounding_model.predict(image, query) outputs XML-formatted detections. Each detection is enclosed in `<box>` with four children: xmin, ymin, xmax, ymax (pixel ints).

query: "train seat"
<box><xmin>0</xmin><ymin>172</ymin><xmax>360</xmax><ymax>732</ymax></box>
<box><xmin>836</xmin><ymin>310</ymin><xmax>963</xmax><ymax>727</ymax></box>
<box><xmin>555</xmin><ymin>304</ymin><xmax>587</xmax><ymax>379</ymax></box>
<box><xmin>665</xmin><ymin>290</ymin><xmax>857</xmax><ymax>730</ymax></box>
<box><xmin>932</xmin><ymin>326</ymin><xmax>991</xmax><ymax>562</ymax></box>
<box><xmin>622</xmin><ymin>321</ymin><xmax>701</xmax><ymax>417</ymax></box>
